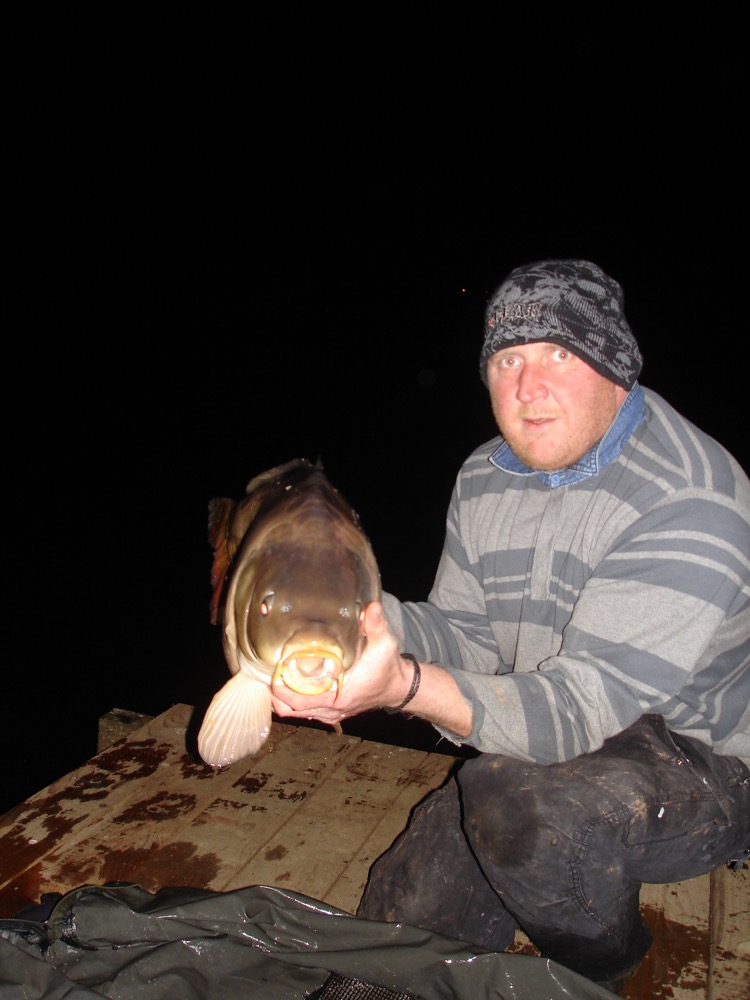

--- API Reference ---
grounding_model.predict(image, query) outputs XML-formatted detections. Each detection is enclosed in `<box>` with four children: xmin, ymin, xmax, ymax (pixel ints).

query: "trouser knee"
<box><xmin>458</xmin><ymin>753</ymin><xmax>576</xmax><ymax>873</ymax></box>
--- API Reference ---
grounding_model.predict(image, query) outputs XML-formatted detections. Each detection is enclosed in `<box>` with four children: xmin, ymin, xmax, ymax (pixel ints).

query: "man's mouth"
<box><xmin>523</xmin><ymin>415</ymin><xmax>557</xmax><ymax>427</ymax></box>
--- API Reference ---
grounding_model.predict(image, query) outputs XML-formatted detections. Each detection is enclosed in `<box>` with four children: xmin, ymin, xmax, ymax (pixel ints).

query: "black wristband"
<box><xmin>385</xmin><ymin>653</ymin><xmax>421</xmax><ymax>714</ymax></box>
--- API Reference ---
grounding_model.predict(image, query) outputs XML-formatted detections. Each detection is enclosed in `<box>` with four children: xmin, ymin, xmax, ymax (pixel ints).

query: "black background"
<box><xmin>6</xmin><ymin>4</ymin><xmax>747</xmax><ymax>813</ymax></box>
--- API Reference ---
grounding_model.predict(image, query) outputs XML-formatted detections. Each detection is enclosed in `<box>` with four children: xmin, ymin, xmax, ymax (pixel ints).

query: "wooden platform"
<box><xmin>1</xmin><ymin>703</ymin><xmax>747</xmax><ymax>998</ymax></box>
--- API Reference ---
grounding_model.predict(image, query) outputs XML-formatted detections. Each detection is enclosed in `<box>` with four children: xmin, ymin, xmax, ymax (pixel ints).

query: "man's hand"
<box><xmin>270</xmin><ymin>600</ymin><xmax>473</xmax><ymax>739</ymax></box>
<box><xmin>270</xmin><ymin>601</ymin><xmax>410</xmax><ymax>724</ymax></box>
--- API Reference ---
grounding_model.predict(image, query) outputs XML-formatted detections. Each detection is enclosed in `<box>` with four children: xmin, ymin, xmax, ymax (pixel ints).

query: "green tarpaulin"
<box><xmin>0</xmin><ymin>883</ymin><xmax>614</xmax><ymax>999</ymax></box>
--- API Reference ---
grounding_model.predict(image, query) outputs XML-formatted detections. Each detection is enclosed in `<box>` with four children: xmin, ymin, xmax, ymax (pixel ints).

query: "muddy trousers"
<box><xmin>358</xmin><ymin>716</ymin><xmax>750</xmax><ymax>984</ymax></box>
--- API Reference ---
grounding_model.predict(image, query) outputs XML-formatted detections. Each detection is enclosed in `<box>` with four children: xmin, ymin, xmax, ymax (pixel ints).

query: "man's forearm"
<box><xmin>387</xmin><ymin>655</ymin><xmax>473</xmax><ymax>739</ymax></box>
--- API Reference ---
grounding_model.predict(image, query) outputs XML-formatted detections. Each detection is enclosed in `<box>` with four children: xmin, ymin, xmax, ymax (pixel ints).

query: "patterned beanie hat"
<box><xmin>479</xmin><ymin>260</ymin><xmax>643</xmax><ymax>390</ymax></box>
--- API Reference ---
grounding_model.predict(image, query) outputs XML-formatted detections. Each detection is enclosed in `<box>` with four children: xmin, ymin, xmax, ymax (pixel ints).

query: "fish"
<box><xmin>197</xmin><ymin>458</ymin><xmax>381</xmax><ymax>767</ymax></box>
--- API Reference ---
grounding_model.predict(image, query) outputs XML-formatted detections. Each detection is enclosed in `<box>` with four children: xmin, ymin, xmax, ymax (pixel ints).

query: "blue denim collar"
<box><xmin>489</xmin><ymin>383</ymin><xmax>646</xmax><ymax>488</ymax></box>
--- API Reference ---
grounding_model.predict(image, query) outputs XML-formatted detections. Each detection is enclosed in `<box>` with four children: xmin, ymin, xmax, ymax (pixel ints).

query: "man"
<box><xmin>272</xmin><ymin>260</ymin><xmax>750</xmax><ymax>992</ymax></box>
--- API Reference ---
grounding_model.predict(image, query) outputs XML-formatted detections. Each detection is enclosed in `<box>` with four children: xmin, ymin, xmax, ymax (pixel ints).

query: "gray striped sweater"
<box><xmin>383</xmin><ymin>386</ymin><xmax>750</xmax><ymax>767</ymax></box>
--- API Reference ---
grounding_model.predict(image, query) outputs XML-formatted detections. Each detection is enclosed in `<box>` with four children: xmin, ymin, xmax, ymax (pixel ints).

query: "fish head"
<box><xmin>233</xmin><ymin>532</ymin><xmax>375</xmax><ymax>696</ymax></box>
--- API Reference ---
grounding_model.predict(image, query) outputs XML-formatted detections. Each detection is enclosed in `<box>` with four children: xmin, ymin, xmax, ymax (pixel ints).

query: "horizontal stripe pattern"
<box><xmin>386</xmin><ymin>389</ymin><xmax>750</xmax><ymax>765</ymax></box>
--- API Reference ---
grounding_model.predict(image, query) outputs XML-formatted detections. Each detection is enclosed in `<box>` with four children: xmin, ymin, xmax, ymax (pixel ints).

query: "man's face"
<box><xmin>486</xmin><ymin>342</ymin><xmax>628</xmax><ymax>471</ymax></box>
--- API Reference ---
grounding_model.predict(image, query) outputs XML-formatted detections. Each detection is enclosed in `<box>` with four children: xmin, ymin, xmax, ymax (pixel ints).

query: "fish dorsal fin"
<box><xmin>208</xmin><ymin>497</ymin><xmax>236</xmax><ymax>625</ymax></box>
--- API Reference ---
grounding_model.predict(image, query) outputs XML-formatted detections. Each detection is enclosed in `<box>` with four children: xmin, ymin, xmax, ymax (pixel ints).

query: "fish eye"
<box><xmin>339</xmin><ymin>601</ymin><xmax>364</xmax><ymax>620</ymax></box>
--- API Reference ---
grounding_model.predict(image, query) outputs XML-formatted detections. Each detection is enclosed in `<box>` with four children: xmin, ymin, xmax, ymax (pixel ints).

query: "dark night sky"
<box><xmin>7</xmin><ymin>5</ymin><xmax>747</xmax><ymax>812</ymax></box>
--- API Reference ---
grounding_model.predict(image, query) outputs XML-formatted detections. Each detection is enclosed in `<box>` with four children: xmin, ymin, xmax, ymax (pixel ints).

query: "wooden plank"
<box><xmin>3</xmin><ymin>704</ymin><xmax>748</xmax><ymax>1000</ymax></box>
<box><xmin>0</xmin><ymin>704</ymin><xmax>289</xmax><ymax>915</ymax></box>
<box><xmin>230</xmin><ymin>737</ymin><xmax>457</xmax><ymax>911</ymax></box>
<box><xmin>709</xmin><ymin>864</ymin><xmax>750</xmax><ymax>999</ymax></box>
<box><xmin>0</xmin><ymin>704</ymin><xmax>456</xmax><ymax>921</ymax></box>
<box><xmin>127</xmin><ymin>723</ymin><xmax>370</xmax><ymax>899</ymax></box>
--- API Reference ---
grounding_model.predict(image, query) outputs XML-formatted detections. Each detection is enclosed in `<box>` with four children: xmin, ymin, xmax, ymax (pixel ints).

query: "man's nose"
<box><xmin>516</xmin><ymin>363</ymin><xmax>548</xmax><ymax>402</ymax></box>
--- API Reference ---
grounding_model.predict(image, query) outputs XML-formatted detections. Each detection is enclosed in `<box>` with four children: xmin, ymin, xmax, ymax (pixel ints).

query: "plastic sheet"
<box><xmin>0</xmin><ymin>883</ymin><xmax>614</xmax><ymax>999</ymax></box>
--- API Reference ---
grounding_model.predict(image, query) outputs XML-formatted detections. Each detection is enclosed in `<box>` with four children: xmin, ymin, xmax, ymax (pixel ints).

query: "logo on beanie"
<box><xmin>487</xmin><ymin>301</ymin><xmax>542</xmax><ymax>332</ymax></box>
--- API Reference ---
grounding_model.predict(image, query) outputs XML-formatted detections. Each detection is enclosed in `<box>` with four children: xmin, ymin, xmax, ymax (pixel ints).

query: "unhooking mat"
<box><xmin>0</xmin><ymin>882</ymin><xmax>614</xmax><ymax>999</ymax></box>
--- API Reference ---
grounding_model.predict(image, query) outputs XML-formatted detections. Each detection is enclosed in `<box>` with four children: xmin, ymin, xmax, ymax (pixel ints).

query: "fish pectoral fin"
<box><xmin>197</xmin><ymin>672</ymin><xmax>272</xmax><ymax>767</ymax></box>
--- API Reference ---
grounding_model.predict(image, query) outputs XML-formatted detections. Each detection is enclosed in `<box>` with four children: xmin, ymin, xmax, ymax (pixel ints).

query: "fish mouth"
<box><xmin>273</xmin><ymin>646</ymin><xmax>346</xmax><ymax>696</ymax></box>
